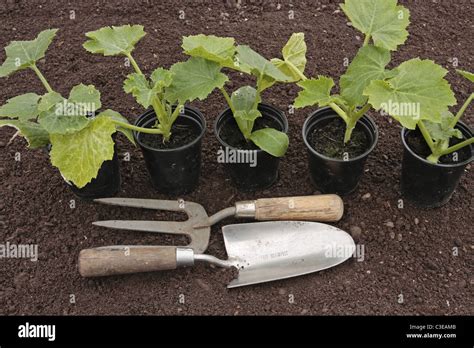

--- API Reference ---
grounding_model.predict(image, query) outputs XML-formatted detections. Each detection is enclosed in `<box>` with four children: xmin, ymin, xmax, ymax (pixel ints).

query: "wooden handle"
<box><xmin>254</xmin><ymin>194</ymin><xmax>344</xmax><ymax>222</ymax></box>
<box><xmin>78</xmin><ymin>245</ymin><xmax>177</xmax><ymax>277</ymax></box>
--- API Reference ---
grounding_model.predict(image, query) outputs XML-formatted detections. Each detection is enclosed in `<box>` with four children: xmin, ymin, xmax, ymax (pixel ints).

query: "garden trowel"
<box><xmin>79</xmin><ymin>221</ymin><xmax>355</xmax><ymax>288</ymax></box>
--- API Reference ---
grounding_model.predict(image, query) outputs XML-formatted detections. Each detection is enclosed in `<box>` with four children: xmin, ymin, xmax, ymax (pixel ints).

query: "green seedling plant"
<box><xmin>83</xmin><ymin>25</ymin><xmax>227</xmax><ymax>142</ymax></box>
<box><xmin>295</xmin><ymin>0</ymin><xmax>459</xmax><ymax>154</ymax></box>
<box><xmin>180</xmin><ymin>33</ymin><xmax>307</xmax><ymax>157</ymax></box>
<box><xmin>294</xmin><ymin>0</ymin><xmax>412</xmax><ymax>144</ymax></box>
<box><xmin>366</xmin><ymin>69</ymin><xmax>473</xmax><ymax>163</ymax></box>
<box><xmin>421</xmin><ymin>69</ymin><xmax>473</xmax><ymax>163</ymax></box>
<box><xmin>0</xmin><ymin>29</ymin><xmax>136</xmax><ymax>188</ymax></box>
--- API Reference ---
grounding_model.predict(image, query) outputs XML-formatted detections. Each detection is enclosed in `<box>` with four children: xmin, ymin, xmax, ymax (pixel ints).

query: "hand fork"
<box><xmin>91</xmin><ymin>195</ymin><xmax>344</xmax><ymax>254</ymax></box>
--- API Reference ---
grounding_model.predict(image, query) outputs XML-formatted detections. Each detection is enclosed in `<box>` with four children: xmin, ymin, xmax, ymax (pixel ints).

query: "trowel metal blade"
<box><xmin>222</xmin><ymin>221</ymin><xmax>355</xmax><ymax>288</ymax></box>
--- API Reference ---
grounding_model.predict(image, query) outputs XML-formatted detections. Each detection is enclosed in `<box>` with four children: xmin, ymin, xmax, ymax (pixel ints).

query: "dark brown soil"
<box><xmin>406</xmin><ymin>128</ymin><xmax>472</xmax><ymax>164</ymax></box>
<box><xmin>220</xmin><ymin>114</ymin><xmax>282</xmax><ymax>150</ymax></box>
<box><xmin>309</xmin><ymin>117</ymin><xmax>369</xmax><ymax>159</ymax></box>
<box><xmin>140</xmin><ymin>117</ymin><xmax>201</xmax><ymax>150</ymax></box>
<box><xmin>0</xmin><ymin>0</ymin><xmax>472</xmax><ymax>316</ymax></box>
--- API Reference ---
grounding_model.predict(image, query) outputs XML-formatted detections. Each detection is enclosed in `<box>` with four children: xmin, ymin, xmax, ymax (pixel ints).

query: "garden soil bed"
<box><xmin>0</xmin><ymin>0</ymin><xmax>472</xmax><ymax>315</ymax></box>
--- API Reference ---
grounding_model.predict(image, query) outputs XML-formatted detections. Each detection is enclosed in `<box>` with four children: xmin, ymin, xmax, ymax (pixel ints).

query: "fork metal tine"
<box><xmin>92</xmin><ymin>220</ymin><xmax>190</xmax><ymax>235</ymax></box>
<box><xmin>94</xmin><ymin>198</ymin><xmax>186</xmax><ymax>212</ymax></box>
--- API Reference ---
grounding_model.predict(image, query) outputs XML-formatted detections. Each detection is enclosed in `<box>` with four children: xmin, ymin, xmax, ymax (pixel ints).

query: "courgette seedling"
<box><xmin>421</xmin><ymin>69</ymin><xmax>473</xmax><ymax>163</ymax></box>
<box><xmin>0</xmin><ymin>29</ymin><xmax>136</xmax><ymax>188</ymax></box>
<box><xmin>181</xmin><ymin>33</ymin><xmax>307</xmax><ymax>157</ymax></box>
<box><xmin>366</xmin><ymin>68</ymin><xmax>473</xmax><ymax>163</ymax></box>
<box><xmin>294</xmin><ymin>0</ymin><xmax>411</xmax><ymax>143</ymax></box>
<box><xmin>83</xmin><ymin>25</ymin><xmax>227</xmax><ymax>143</ymax></box>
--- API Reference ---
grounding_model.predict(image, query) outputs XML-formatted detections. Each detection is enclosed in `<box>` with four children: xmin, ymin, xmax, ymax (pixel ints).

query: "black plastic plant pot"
<box><xmin>69</xmin><ymin>145</ymin><xmax>121</xmax><ymax>200</ymax></box>
<box><xmin>401</xmin><ymin>122</ymin><xmax>473</xmax><ymax>208</ymax></box>
<box><xmin>133</xmin><ymin>106</ymin><xmax>206</xmax><ymax>195</ymax></box>
<box><xmin>302</xmin><ymin>107</ymin><xmax>378</xmax><ymax>195</ymax></box>
<box><xmin>214</xmin><ymin>104</ymin><xmax>288</xmax><ymax>192</ymax></box>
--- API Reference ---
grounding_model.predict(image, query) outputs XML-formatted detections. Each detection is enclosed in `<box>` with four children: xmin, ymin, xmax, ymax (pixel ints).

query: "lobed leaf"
<box><xmin>364</xmin><ymin>59</ymin><xmax>456</xmax><ymax>129</ymax></box>
<box><xmin>50</xmin><ymin>116</ymin><xmax>116</xmax><ymax>188</ymax></box>
<box><xmin>182</xmin><ymin>34</ymin><xmax>237</xmax><ymax>68</ymax></box>
<box><xmin>0</xmin><ymin>93</ymin><xmax>41</xmax><ymax>121</ymax></box>
<box><xmin>123</xmin><ymin>73</ymin><xmax>156</xmax><ymax>108</ymax></box>
<box><xmin>68</xmin><ymin>84</ymin><xmax>102</xmax><ymax>113</ymax></box>
<box><xmin>294</xmin><ymin>76</ymin><xmax>342</xmax><ymax>108</ymax></box>
<box><xmin>37</xmin><ymin>84</ymin><xmax>101</xmax><ymax>134</ymax></box>
<box><xmin>236</xmin><ymin>45</ymin><xmax>290</xmax><ymax>82</ymax></box>
<box><xmin>271</xmin><ymin>33</ymin><xmax>307</xmax><ymax>82</ymax></box>
<box><xmin>38</xmin><ymin>91</ymin><xmax>65</xmax><ymax>112</ymax></box>
<box><xmin>340</xmin><ymin>45</ymin><xmax>393</xmax><ymax>107</ymax></box>
<box><xmin>0</xmin><ymin>120</ymin><xmax>49</xmax><ymax>148</ymax></box>
<box><xmin>38</xmin><ymin>108</ymin><xmax>90</xmax><ymax>135</ymax></box>
<box><xmin>165</xmin><ymin>57</ymin><xmax>228</xmax><ymax>104</ymax></box>
<box><xmin>83</xmin><ymin>25</ymin><xmax>145</xmax><ymax>56</ymax></box>
<box><xmin>341</xmin><ymin>0</ymin><xmax>410</xmax><ymax>51</ymax></box>
<box><xmin>150</xmin><ymin>67</ymin><xmax>173</xmax><ymax>89</ymax></box>
<box><xmin>249</xmin><ymin>128</ymin><xmax>289</xmax><ymax>157</ymax></box>
<box><xmin>0</xmin><ymin>29</ymin><xmax>58</xmax><ymax>77</ymax></box>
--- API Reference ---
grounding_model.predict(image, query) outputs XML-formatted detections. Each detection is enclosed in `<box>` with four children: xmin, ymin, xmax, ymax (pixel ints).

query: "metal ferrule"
<box><xmin>234</xmin><ymin>201</ymin><xmax>256</xmax><ymax>218</ymax></box>
<box><xmin>176</xmin><ymin>248</ymin><xmax>195</xmax><ymax>267</ymax></box>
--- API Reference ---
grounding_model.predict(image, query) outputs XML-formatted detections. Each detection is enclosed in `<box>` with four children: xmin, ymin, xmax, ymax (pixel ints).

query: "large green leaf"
<box><xmin>294</xmin><ymin>76</ymin><xmax>342</xmax><ymax>108</ymax></box>
<box><xmin>165</xmin><ymin>57</ymin><xmax>228</xmax><ymax>104</ymax></box>
<box><xmin>50</xmin><ymin>116</ymin><xmax>116</xmax><ymax>188</ymax></box>
<box><xmin>424</xmin><ymin>111</ymin><xmax>462</xmax><ymax>142</ymax></box>
<box><xmin>123</xmin><ymin>73</ymin><xmax>156</xmax><ymax>108</ymax></box>
<box><xmin>340</xmin><ymin>45</ymin><xmax>393</xmax><ymax>107</ymax></box>
<box><xmin>457</xmin><ymin>69</ymin><xmax>474</xmax><ymax>83</ymax></box>
<box><xmin>37</xmin><ymin>84</ymin><xmax>101</xmax><ymax>134</ymax></box>
<box><xmin>182</xmin><ymin>34</ymin><xmax>236</xmax><ymax>67</ymax></box>
<box><xmin>231</xmin><ymin>86</ymin><xmax>262</xmax><ymax>122</ymax></box>
<box><xmin>38</xmin><ymin>108</ymin><xmax>90</xmax><ymax>134</ymax></box>
<box><xmin>97</xmin><ymin>109</ymin><xmax>136</xmax><ymax>145</ymax></box>
<box><xmin>0</xmin><ymin>120</ymin><xmax>49</xmax><ymax>148</ymax></box>
<box><xmin>250</xmin><ymin>128</ymin><xmax>289</xmax><ymax>157</ymax></box>
<box><xmin>341</xmin><ymin>0</ymin><xmax>410</xmax><ymax>51</ymax></box>
<box><xmin>0</xmin><ymin>93</ymin><xmax>41</xmax><ymax>121</ymax></box>
<box><xmin>83</xmin><ymin>25</ymin><xmax>145</xmax><ymax>56</ymax></box>
<box><xmin>0</xmin><ymin>29</ymin><xmax>58</xmax><ymax>77</ymax></box>
<box><xmin>236</xmin><ymin>45</ymin><xmax>290</xmax><ymax>82</ymax></box>
<box><xmin>271</xmin><ymin>33</ymin><xmax>307</xmax><ymax>82</ymax></box>
<box><xmin>364</xmin><ymin>59</ymin><xmax>456</xmax><ymax>129</ymax></box>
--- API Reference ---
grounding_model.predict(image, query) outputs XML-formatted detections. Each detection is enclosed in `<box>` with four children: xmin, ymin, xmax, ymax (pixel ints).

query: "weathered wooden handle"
<box><xmin>78</xmin><ymin>245</ymin><xmax>177</xmax><ymax>277</ymax></box>
<box><xmin>255</xmin><ymin>194</ymin><xmax>344</xmax><ymax>222</ymax></box>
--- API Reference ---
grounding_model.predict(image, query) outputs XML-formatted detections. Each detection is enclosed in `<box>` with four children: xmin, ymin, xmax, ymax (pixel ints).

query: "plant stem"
<box><xmin>329</xmin><ymin>102</ymin><xmax>349</xmax><ymax>123</ymax></box>
<box><xmin>286</xmin><ymin>61</ymin><xmax>307</xmax><ymax>81</ymax></box>
<box><xmin>439</xmin><ymin>137</ymin><xmax>474</xmax><ymax>156</ymax></box>
<box><xmin>151</xmin><ymin>95</ymin><xmax>168</xmax><ymax>122</ymax></box>
<box><xmin>169</xmin><ymin>104</ymin><xmax>183</xmax><ymax>125</ymax></box>
<box><xmin>342</xmin><ymin>105</ymin><xmax>371</xmax><ymax>144</ymax></box>
<box><xmin>363</xmin><ymin>34</ymin><xmax>371</xmax><ymax>46</ymax></box>
<box><xmin>111</xmin><ymin>120</ymin><xmax>164</xmax><ymax>134</ymax></box>
<box><xmin>417</xmin><ymin>120</ymin><xmax>436</xmax><ymax>153</ymax></box>
<box><xmin>126</xmin><ymin>53</ymin><xmax>144</xmax><ymax>76</ymax></box>
<box><xmin>220</xmin><ymin>87</ymin><xmax>235</xmax><ymax>114</ymax></box>
<box><xmin>31</xmin><ymin>64</ymin><xmax>54</xmax><ymax>93</ymax></box>
<box><xmin>354</xmin><ymin>103</ymin><xmax>371</xmax><ymax>120</ymax></box>
<box><xmin>451</xmin><ymin>93</ymin><xmax>474</xmax><ymax>128</ymax></box>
